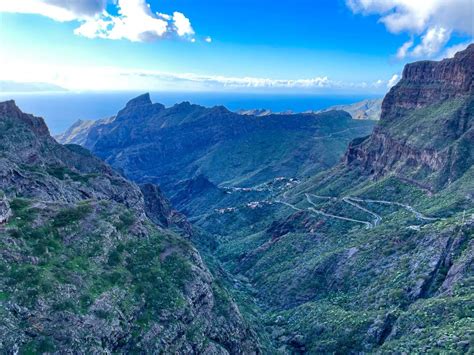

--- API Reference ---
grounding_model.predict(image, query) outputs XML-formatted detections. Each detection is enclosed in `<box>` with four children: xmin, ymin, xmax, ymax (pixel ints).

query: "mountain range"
<box><xmin>1</xmin><ymin>44</ymin><xmax>473</xmax><ymax>353</ymax></box>
<box><xmin>312</xmin><ymin>98</ymin><xmax>382</xmax><ymax>120</ymax></box>
<box><xmin>56</xmin><ymin>97</ymin><xmax>376</xmax><ymax>220</ymax></box>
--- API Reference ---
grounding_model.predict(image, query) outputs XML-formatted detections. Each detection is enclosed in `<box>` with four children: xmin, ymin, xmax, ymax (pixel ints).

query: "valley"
<box><xmin>1</xmin><ymin>45</ymin><xmax>473</xmax><ymax>353</ymax></box>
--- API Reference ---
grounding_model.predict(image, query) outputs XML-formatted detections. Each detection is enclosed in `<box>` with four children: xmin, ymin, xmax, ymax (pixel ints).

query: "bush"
<box><xmin>53</xmin><ymin>205</ymin><xmax>92</xmax><ymax>228</ymax></box>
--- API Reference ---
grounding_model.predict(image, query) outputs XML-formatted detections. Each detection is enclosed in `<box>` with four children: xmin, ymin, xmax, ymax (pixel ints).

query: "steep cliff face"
<box><xmin>0</xmin><ymin>101</ymin><xmax>259</xmax><ymax>353</ymax></box>
<box><xmin>383</xmin><ymin>46</ymin><xmax>473</xmax><ymax>116</ymax></box>
<box><xmin>140</xmin><ymin>183</ymin><xmax>194</xmax><ymax>236</ymax></box>
<box><xmin>345</xmin><ymin>44</ymin><xmax>474</xmax><ymax>191</ymax></box>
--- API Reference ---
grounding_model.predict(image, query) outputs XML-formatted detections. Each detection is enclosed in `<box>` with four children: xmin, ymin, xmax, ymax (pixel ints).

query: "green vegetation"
<box><xmin>52</xmin><ymin>204</ymin><xmax>92</xmax><ymax>228</ymax></box>
<box><xmin>196</xmin><ymin>145</ymin><xmax>473</xmax><ymax>352</ymax></box>
<box><xmin>0</xmin><ymin>198</ymin><xmax>198</xmax><ymax>350</ymax></box>
<box><xmin>47</xmin><ymin>165</ymin><xmax>99</xmax><ymax>183</ymax></box>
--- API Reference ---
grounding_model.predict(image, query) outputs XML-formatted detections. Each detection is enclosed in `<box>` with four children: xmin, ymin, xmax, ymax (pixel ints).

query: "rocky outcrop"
<box><xmin>140</xmin><ymin>183</ymin><xmax>194</xmax><ymax>236</ymax></box>
<box><xmin>344</xmin><ymin>44</ymin><xmax>474</xmax><ymax>190</ymax></box>
<box><xmin>0</xmin><ymin>100</ymin><xmax>50</xmax><ymax>137</ymax></box>
<box><xmin>382</xmin><ymin>45</ymin><xmax>473</xmax><ymax>120</ymax></box>
<box><xmin>0</xmin><ymin>196</ymin><xmax>11</xmax><ymax>224</ymax></box>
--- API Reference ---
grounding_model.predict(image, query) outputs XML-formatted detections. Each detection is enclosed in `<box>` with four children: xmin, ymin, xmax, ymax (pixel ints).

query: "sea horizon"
<box><xmin>0</xmin><ymin>91</ymin><xmax>381</xmax><ymax>134</ymax></box>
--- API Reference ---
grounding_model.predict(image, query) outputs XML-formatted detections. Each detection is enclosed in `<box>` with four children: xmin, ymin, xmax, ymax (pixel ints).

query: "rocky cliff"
<box><xmin>383</xmin><ymin>45</ymin><xmax>473</xmax><ymax>116</ymax></box>
<box><xmin>0</xmin><ymin>100</ymin><xmax>259</xmax><ymax>353</ymax></box>
<box><xmin>345</xmin><ymin>44</ymin><xmax>474</xmax><ymax>191</ymax></box>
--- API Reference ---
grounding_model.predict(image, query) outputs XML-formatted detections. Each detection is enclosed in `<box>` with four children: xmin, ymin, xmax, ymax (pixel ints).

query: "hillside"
<box><xmin>0</xmin><ymin>100</ymin><xmax>259</xmax><ymax>353</ymax></box>
<box><xmin>311</xmin><ymin>98</ymin><xmax>383</xmax><ymax>120</ymax></box>
<box><xmin>235</xmin><ymin>98</ymin><xmax>382</xmax><ymax>120</ymax></box>
<box><xmin>193</xmin><ymin>45</ymin><xmax>474</xmax><ymax>352</ymax></box>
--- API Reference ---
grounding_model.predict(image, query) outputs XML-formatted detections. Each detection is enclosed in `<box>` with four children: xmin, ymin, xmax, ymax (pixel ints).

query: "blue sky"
<box><xmin>0</xmin><ymin>0</ymin><xmax>472</xmax><ymax>94</ymax></box>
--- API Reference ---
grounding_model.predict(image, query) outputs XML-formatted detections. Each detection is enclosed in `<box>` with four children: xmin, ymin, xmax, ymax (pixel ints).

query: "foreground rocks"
<box><xmin>0</xmin><ymin>100</ymin><xmax>259</xmax><ymax>353</ymax></box>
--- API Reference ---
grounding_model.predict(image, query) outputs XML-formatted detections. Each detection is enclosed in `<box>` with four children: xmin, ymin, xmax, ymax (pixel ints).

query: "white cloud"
<box><xmin>0</xmin><ymin>0</ymin><xmax>197</xmax><ymax>42</ymax></box>
<box><xmin>387</xmin><ymin>74</ymin><xmax>400</xmax><ymax>88</ymax></box>
<box><xmin>116</xmin><ymin>70</ymin><xmax>397</xmax><ymax>92</ymax></box>
<box><xmin>205</xmin><ymin>36</ymin><xmax>213</xmax><ymax>43</ymax></box>
<box><xmin>396</xmin><ymin>39</ymin><xmax>414</xmax><ymax>59</ymax></box>
<box><xmin>0</xmin><ymin>0</ymin><xmax>105</xmax><ymax>21</ymax></box>
<box><xmin>172</xmin><ymin>12</ymin><xmax>194</xmax><ymax>37</ymax></box>
<box><xmin>439</xmin><ymin>41</ymin><xmax>473</xmax><ymax>59</ymax></box>
<box><xmin>347</xmin><ymin>0</ymin><xmax>474</xmax><ymax>58</ymax></box>
<box><xmin>75</xmin><ymin>0</ymin><xmax>171</xmax><ymax>41</ymax></box>
<box><xmin>0</xmin><ymin>58</ymin><xmax>397</xmax><ymax>92</ymax></box>
<box><xmin>410</xmin><ymin>26</ymin><xmax>450</xmax><ymax>57</ymax></box>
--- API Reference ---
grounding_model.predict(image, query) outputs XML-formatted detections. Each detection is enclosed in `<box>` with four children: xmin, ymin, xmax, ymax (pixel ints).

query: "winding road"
<box><xmin>305</xmin><ymin>194</ymin><xmax>373</xmax><ymax>229</ymax></box>
<box><xmin>342</xmin><ymin>197</ymin><xmax>382</xmax><ymax>226</ymax></box>
<box><xmin>200</xmin><ymin>179</ymin><xmax>440</xmax><ymax>229</ymax></box>
<box><xmin>276</xmin><ymin>193</ymin><xmax>440</xmax><ymax>229</ymax></box>
<box><xmin>347</xmin><ymin>197</ymin><xmax>439</xmax><ymax>221</ymax></box>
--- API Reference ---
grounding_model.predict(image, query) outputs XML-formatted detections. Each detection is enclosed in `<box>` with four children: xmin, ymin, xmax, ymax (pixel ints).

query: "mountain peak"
<box><xmin>174</xmin><ymin>101</ymin><xmax>192</xmax><ymax>108</ymax></box>
<box><xmin>0</xmin><ymin>99</ymin><xmax>50</xmax><ymax>136</ymax></box>
<box><xmin>0</xmin><ymin>99</ymin><xmax>22</xmax><ymax>116</ymax></box>
<box><xmin>126</xmin><ymin>93</ymin><xmax>152</xmax><ymax>107</ymax></box>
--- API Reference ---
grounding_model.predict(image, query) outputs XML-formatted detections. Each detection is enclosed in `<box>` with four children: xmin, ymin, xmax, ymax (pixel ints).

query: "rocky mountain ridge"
<box><xmin>235</xmin><ymin>98</ymin><xmax>382</xmax><ymax>120</ymax></box>
<box><xmin>345</xmin><ymin>44</ymin><xmax>473</xmax><ymax>191</ymax></box>
<box><xmin>312</xmin><ymin>98</ymin><xmax>382</xmax><ymax>120</ymax></box>
<box><xmin>56</xmin><ymin>96</ymin><xmax>375</xmax><ymax>219</ymax></box>
<box><xmin>2</xmin><ymin>45</ymin><xmax>473</xmax><ymax>354</ymax></box>
<box><xmin>0</xmin><ymin>100</ymin><xmax>259</xmax><ymax>353</ymax></box>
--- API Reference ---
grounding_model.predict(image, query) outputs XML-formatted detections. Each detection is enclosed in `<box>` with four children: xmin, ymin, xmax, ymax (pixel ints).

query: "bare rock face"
<box><xmin>0</xmin><ymin>196</ymin><xmax>11</xmax><ymax>224</ymax></box>
<box><xmin>344</xmin><ymin>44</ymin><xmax>474</xmax><ymax>191</ymax></box>
<box><xmin>140</xmin><ymin>183</ymin><xmax>194</xmax><ymax>236</ymax></box>
<box><xmin>382</xmin><ymin>44</ymin><xmax>473</xmax><ymax>119</ymax></box>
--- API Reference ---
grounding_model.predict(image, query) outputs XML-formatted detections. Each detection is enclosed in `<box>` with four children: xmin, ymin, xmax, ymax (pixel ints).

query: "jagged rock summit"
<box><xmin>125</xmin><ymin>92</ymin><xmax>153</xmax><ymax>107</ymax></box>
<box><xmin>0</xmin><ymin>100</ymin><xmax>50</xmax><ymax>136</ymax></box>
<box><xmin>57</xmin><ymin>95</ymin><xmax>375</xmax><ymax>216</ymax></box>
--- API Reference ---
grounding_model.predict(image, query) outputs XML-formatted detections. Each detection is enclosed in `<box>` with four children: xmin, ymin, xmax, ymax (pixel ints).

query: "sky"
<box><xmin>0</xmin><ymin>0</ymin><xmax>472</xmax><ymax>94</ymax></box>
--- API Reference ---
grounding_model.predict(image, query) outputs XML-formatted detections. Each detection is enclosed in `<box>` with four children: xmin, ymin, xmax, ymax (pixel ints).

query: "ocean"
<box><xmin>0</xmin><ymin>91</ymin><xmax>379</xmax><ymax>134</ymax></box>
